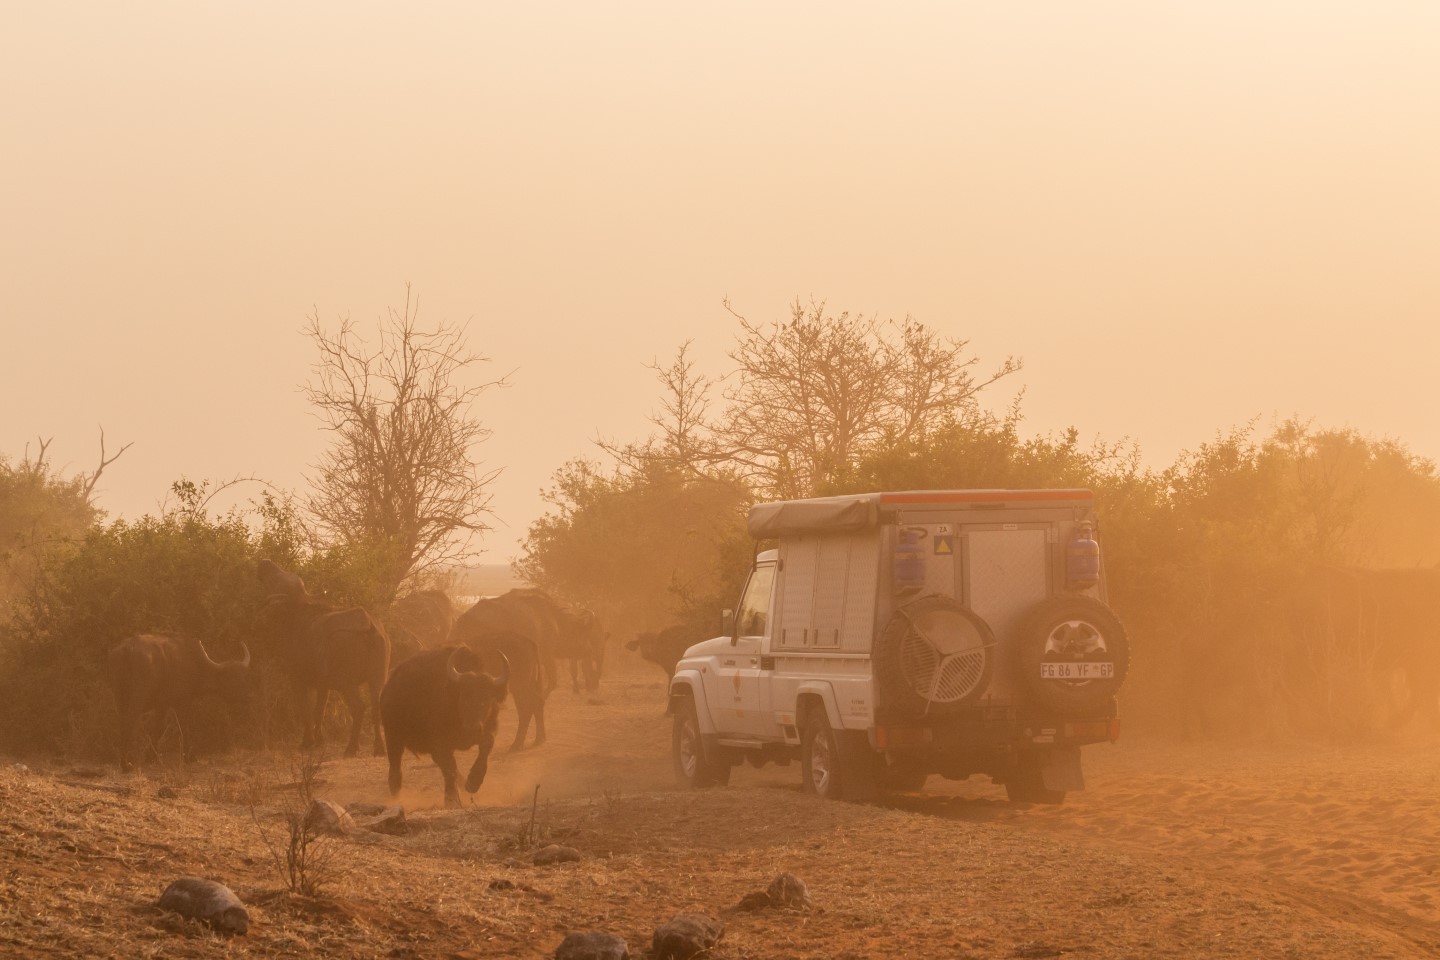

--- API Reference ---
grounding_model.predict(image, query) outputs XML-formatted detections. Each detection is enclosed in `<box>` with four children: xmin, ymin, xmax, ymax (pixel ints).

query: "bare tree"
<box><xmin>304</xmin><ymin>286</ymin><xmax>505</xmax><ymax>593</ymax></box>
<box><xmin>599</xmin><ymin>341</ymin><xmax>718</xmax><ymax>475</ymax></box>
<box><xmin>710</xmin><ymin>299</ymin><xmax>1021</xmax><ymax>498</ymax></box>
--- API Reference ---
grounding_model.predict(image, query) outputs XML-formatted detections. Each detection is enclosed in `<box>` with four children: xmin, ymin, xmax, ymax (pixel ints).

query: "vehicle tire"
<box><xmin>1015</xmin><ymin>596</ymin><xmax>1130</xmax><ymax>716</ymax></box>
<box><xmin>874</xmin><ymin>595</ymin><xmax>996</xmax><ymax>720</ymax></box>
<box><xmin>672</xmin><ymin>696</ymin><xmax>730</xmax><ymax>788</ymax></box>
<box><xmin>1004</xmin><ymin>754</ymin><xmax>1066</xmax><ymax>805</ymax></box>
<box><xmin>800</xmin><ymin>707</ymin><xmax>876</xmax><ymax>801</ymax></box>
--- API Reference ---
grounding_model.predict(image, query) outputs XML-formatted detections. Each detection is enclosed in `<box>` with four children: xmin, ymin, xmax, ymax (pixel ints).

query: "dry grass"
<box><xmin>2</xmin><ymin>663</ymin><xmax>1438</xmax><ymax>958</ymax></box>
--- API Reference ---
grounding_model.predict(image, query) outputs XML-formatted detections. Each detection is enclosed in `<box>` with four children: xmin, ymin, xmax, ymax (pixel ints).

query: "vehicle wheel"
<box><xmin>1015</xmin><ymin>596</ymin><xmax>1130</xmax><ymax>715</ymax></box>
<box><xmin>672</xmin><ymin>696</ymin><xmax>729</xmax><ymax>788</ymax></box>
<box><xmin>1004</xmin><ymin>754</ymin><xmax>1066</xmax><ymax>805</ymax></box>
<box><xmin>800</xmin><ymin>708</ymin><xmax>875</xmax><ymax>801</ymax></box>
<box><xmin>874</xmin><ymin>595</ymin><xmax>995</xmax><ymax>720</ymax></box>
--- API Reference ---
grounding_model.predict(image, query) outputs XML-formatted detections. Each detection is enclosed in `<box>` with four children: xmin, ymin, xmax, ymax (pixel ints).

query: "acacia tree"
<box><xmin>304</xmin><ymin>287</ymin><xmax>504</xmax><ymax>595</ymax></box>
<box><xmin>710</xmin><ymin>299</ymin><xmax>1022</xmax><ymax>498</ymax></box>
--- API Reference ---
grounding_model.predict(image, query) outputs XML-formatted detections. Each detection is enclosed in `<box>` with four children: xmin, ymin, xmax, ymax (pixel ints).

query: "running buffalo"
<box><xmin>109</xmin><ymin>633</ymin><xmax>252</xmax><ymax>771</ymax></box>
<box><xmin>380</xmin><ymin>645</ymin><xmax>510</xmax><ymax>806</ymax></box>
<box><xmin>448</xmin><ymin>611</ymin><xmax>550</xmax><ymax>750</ymax></box>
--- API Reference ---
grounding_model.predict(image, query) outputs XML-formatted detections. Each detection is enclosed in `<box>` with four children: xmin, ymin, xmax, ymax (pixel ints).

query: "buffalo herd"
<box><xmin>103</xmin><ymin>560</ymin><xmax>628</xmax><ymax>805</ymax></box>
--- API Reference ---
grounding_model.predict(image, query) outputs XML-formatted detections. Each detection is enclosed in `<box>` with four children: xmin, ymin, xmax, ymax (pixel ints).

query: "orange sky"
<box><xmin>3</xmin><ymin>3</ymin><xmax>1438</xmax><ymax>562</ymax></box>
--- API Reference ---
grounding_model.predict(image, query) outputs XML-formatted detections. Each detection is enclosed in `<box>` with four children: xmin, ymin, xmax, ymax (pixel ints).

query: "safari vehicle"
<box><xmin>668</xmin><ymin>490</ymin><xmax>1128</xmax><ymax>804</ymax></box>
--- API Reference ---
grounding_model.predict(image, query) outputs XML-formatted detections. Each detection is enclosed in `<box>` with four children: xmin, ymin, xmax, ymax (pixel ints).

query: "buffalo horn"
<box><xmin>198</xmin><ymin>638</ymin><xmax>223</xmax><ymax>670</ymax></box>
<box><xmin>446</xmin><ymin>647</ymin><xmax>467</xmax><ymax>684</ymax></box>
<box><xmin>490</xmin><ymin>652</ymin><xmax>510</xmax><ymax>690</ymax></box>
<box><xmin>238</xmin><ymin>642</ymin><xmax>251</xmax><ymax>668</ymax></box>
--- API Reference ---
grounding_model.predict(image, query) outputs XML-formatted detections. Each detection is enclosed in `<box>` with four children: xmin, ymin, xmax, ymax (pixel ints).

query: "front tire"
<box><xmin>672</xmin><ymin>696</ymin><xmax>730</xmax><ymax>788</ymax></box>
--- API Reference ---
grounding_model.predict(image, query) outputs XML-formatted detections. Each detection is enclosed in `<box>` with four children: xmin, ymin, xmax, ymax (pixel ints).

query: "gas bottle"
<box><xmin>894</xmin><ymin>527</ymin><xmax>927</xmax><ymax>592</ymax></box>
<box><xmin>1066</xmin><ymin>523</ymin><xmax>1100</xmax><ymax>590</ymax></box>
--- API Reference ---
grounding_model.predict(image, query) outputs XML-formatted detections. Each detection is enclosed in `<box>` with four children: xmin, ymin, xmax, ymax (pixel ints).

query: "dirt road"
<box><xmin>4</xmin><ymin>665</ymin><xmax>1439</xmax><ymax>957</ymax></box>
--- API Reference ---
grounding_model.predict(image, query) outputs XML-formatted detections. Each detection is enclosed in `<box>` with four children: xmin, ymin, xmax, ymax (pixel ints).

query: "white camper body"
<box><xmin>669</xmin><ymin>490</ymin><xmax>1128</xmax><ymax>803</ymax></box>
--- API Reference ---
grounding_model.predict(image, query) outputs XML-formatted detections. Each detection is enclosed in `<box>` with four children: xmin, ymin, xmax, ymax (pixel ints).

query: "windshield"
<box><xmin>736</xmin><ymin>563</ymin><xmax>776</xmax><ymax>637</ymax></box>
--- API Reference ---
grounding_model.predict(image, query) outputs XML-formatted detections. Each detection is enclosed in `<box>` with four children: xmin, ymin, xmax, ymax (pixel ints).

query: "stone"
<box><xmin>355</xmin><ymin>805</ymin><xmax>407</xmax><ymax>835</ymax></box>
<box><xmin>345</xmin><ymin>801</ymin><xmax>387</xmax><ymax>817</ymax></box>
<box><xmin>652</xmin><ymin>914</ymin><xmax>723</xmax><ymax>960</ymax></box>
<box><xmin>157</xmin><ymin>877</ymin><xmax>249</xmax><ymax>935</ymax></box>
<box><xmin>533</xmin><ymin>844</ymin><xmax>582</xmax><ymax>866</ymax></box>
<box><xmin>735</xmin><ymin>890</ymin><xmax>772</xmax><ymax>911</ymax></box>
<box><xmin>554</xmin><ymin>931</ymin><xmax>630</xmax><ymax>960</ymax></box>
<box><xmin>302</xmin><ymin>799</ymin><xmax>354</xmax><ymax>836</ymax></box>
<box><xmin>157</xmin><ymin>785</ymin><xmax>179</xmax><ymax>799</ymax></box>
<box><xmin>766</xmin><ymin>872</ymin><xmax>813</xmax><ymax>909</ymax></box>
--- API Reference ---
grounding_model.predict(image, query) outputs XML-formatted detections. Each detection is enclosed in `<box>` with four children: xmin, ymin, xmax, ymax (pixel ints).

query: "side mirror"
<box><xmin>722</xmin><ymin>608</ymin><xmax>735</xmax><ymax>642</ymax></box>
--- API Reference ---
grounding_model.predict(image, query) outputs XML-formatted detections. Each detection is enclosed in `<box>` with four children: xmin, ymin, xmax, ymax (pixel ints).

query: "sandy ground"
<box><xmin>3</xmin><ymin>663</ymin><xmax>1439</xmax><ymax>958</ymax></box>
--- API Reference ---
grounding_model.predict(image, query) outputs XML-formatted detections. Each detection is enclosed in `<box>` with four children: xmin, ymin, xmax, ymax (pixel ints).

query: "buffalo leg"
<box><xmin>570</xmin><ymin>659</ymin><xmax>580</xmax><ymax>694</ymax></box>
<box><xmin>298</xmin><ymin>686</ymin><xmax>316</xmax><ymax>750</ymax></box>
<box><xmin>310</xmin><ymin>687</ymin><xmax>330</xmax><ymax>749</ymax></box>
<box><xmin>539</xmin><ymin>649</ymin><xmax>559</xmax><ymax>694</ymax></box>
<box><xmin>368</xmin><ymin>682</ymin><xmax>385</xmax><ymax>757</ymax></box>
<box><xmin>508</xmin><ymin>699</ymin><xmax>532</xmax><ymax>752</ymax></box>
<box><xmin>339</xmin><ymin>685</ymin><xmax>364</xmax><ymax>758</ymax></box>
<box><xmin>386</xmin><ymin>736</ymin><xmax>405</xmax><ymax>797</ymax></box>
<box><xmin>436</xmin><ymin>750</ymin><xmax>462</xmax><ymax>807</ymax></box>
<box><xmin>465</xmin><ymin>731</ymin><xmax>496</xmax><ymax>795</ymax></box>
<box><xmin>532</xmin><ymin>696</ymin><xmax>547</xmax><ymax>747</ymax></box>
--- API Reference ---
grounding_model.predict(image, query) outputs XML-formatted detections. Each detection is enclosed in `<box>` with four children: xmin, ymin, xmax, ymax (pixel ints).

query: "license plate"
<box><xmin>1041</xmin><ymin>662</ymin><xmax>1113</xmax><ymax>680</ymax></box>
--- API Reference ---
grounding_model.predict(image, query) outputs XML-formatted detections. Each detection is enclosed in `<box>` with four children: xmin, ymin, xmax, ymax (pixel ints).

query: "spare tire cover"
<box><xmin>1015</xmin><ymin>596</ymin><xmax>1130</xmax><ymax>715</ymax></box>
<box><xmin>874</xmin><ymin>595</ymin><xmax>996</xmax><ymax>720</ymax></box>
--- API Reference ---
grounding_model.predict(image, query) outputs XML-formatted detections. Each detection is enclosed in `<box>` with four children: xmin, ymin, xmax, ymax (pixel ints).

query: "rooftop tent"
<box><xmin>746</xmin><ymin>489</ymin><xmax>1095</xmax><ymax>538</ymax></box>
<box><xmin>746</xmin><ymin>494</ymin><xmax>881</xmax><ymax>538</ymax></box>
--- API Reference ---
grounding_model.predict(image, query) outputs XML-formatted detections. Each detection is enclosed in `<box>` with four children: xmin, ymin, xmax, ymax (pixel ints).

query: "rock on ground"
<box><xmin>303</xmin><ymin>799</ymin><xmax>354</xmax><ymax>836</ymax></box>
<box><xmin>652</xmin><ymin>913</ymin><xmax>723</xmax><ymax>960</ymax></box>
<box><xmin>554</xmin><ymin>930</ymin><xmax>630</xmax><ymax>960</ymax></box>
<box><xmin>533</xmin><ymin>844</ymin><xmax>582</xmax><ymax>866</ymax></box>
<box><xmin>354</xmin><ymin>805</ymin><xmax>407</xmax><ymax>835</ymax></box>
<box><xmin>766</xmin><ymin>872</ymin><xmax>813</xmax><ymax>909</ymax></box>
<box><xmin>157</xmin><ymin>877</ymin><xmax>249</xmax><ymax>935</ymax></box>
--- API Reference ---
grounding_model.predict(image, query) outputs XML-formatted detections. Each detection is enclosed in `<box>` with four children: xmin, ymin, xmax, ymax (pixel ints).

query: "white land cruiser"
<box><xmin>668</xmin><ymin>489</ymin><xmax>1129</xmax><ymax>804</ymax></box>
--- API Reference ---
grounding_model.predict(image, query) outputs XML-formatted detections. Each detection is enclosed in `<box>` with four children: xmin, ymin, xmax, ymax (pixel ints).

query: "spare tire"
<box><xmin>1015</xmin><ymin>596</ymin><xmax>1130</xmax><ymax>715</ymax></box>
<box><xmin>874</xmin><ymin>595</ymin><xmax>995</xmax><ymax>720</ymax></box>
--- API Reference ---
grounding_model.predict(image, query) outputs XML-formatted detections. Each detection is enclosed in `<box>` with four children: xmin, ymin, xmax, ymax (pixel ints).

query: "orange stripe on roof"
<box><xmin>879</xmin><ymin>490</ymin><xmax>1093</xmax><ymax>505</ymax></box>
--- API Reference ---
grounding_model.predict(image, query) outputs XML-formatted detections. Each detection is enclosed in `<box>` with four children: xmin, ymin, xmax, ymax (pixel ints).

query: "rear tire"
<box><xmin>672</xmin><ymin>696</ymin><xmax>730</xmax><ymax>788</ymax></box>
<box><xmin>800</xmin><ymin>708</ymin><xmax>876</xmax><ymax>801</ymax></box>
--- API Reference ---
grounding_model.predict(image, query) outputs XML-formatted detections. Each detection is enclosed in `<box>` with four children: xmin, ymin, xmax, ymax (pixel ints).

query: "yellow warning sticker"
<box><xmin>934</xmin><ymin>534</ymin><xmax>954</xmax><ymax>555</ymax></box>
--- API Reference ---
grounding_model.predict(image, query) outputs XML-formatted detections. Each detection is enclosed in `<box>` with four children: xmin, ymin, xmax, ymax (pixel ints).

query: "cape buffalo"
<box><xmin>257</xmin><ymin>559</ymin><xmax>391</xmax><ymax>757</ymax></box>
<box><xmin>448</xmin><ymin>613</ymin><xmax>549</xmax><ymax>750</ymax></box>
<box><xmin>561</xmin><ymin>607</ymin><xmax>608</xmax><ymax>694</ymax></box>
<box><xmin>453</xmin><ymin>593</ymin><xmax>561</xmax><ymax>692</ymax></box>
<box><xmin>109</xmin><ymin>633</ymin><xmax>252</xmax><ymax>771</ymax></box>
<box><xmin>627</xmin><ymin>625</ymin><xmax>702</xmax><ymax>681</ymax></box>
<box><xmin>380</xmin><ymin>645</ymin><xmax>510</xmax><ymax>806</ymax></box>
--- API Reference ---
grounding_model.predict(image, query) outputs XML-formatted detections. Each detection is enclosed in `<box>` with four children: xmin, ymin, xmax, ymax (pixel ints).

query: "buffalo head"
<box><xmin>445</xmin><ymin>649</ymin><xmax>510</xmax><ymax>793</ymax></box>
<box><xmin>200</xmin><ymin>638</ymin><xmax>254</xmax><ymax>704</ymax></box>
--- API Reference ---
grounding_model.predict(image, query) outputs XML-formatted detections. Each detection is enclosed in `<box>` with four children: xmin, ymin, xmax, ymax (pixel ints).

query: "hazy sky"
<box><xmin>4</xmin><ymin>3</ymin><xmax>1438</xmax><ymax>563</ymax></box>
